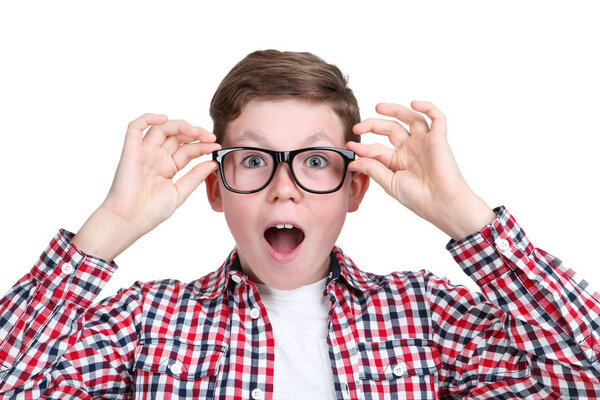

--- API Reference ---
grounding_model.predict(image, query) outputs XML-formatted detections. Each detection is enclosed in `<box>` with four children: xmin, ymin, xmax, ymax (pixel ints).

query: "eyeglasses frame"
<box><xmin>212</xmin><ymin>146</ymin><xmax>356</xmax><ymax>194</ymax></box>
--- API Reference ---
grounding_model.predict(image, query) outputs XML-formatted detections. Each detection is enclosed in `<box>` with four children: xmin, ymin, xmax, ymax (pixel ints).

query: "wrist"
<box><xmin>72</xmin><ymin>205</ymin><xmax>142</xmax><ymax>262</ymax></box>
<box><xmin>432</xmin><ymin>193</ymin><xmax>496</xmax><ymax>242</ymax></box>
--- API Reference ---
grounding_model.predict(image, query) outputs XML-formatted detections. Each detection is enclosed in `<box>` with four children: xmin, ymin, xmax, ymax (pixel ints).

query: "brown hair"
<box><xmin>209</xmin><ymin>50</ymin><xmax>361</xmax><ymax>144</ymax></box>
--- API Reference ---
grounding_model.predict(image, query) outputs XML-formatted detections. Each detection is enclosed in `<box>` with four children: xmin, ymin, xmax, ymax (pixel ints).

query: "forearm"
<box><xmin>446</xmin><ymin>206</ymin><xmax>600</xmax><ymax>368</ymax></box>
<box><xmin>72</xmin><ymin>205</ymin><xmax>142</xmax><ymax>263</ymax></box>
<box><xmin>433</xmin><ymin>209</ymin><xmax>600</xmax><ymax>397</ymax></box>
<box><xmin>429</xmin><ymin>192</ymin><xmax>497</xmax><ymax>242</ymax></box>
<box><xmin>0</xmin><ymin>229</ymin><xmax>119</xmax><ymax>393</ymax></box>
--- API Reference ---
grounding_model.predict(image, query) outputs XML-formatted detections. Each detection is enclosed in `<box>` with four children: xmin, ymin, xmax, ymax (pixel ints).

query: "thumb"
<box><xmin>174</xmin><ymin>161</ymin><xmax>219</xmax><ymax>206</ymax></box>
<box><xmin>348</xmin><ymin>158</ymin><xmax>394</xmax><ymax>195</ymax></box>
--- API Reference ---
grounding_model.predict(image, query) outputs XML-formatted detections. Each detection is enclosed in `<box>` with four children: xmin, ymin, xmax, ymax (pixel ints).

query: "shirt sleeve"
<box><xmin>0</xmin><ymin>229</ymin><xmax>143</xmax><ymax>398</ymax></box>
<box><xmin>431</xmin><ymin>205</ymin><xmax>600</xmax><ymax>398</ymax></box>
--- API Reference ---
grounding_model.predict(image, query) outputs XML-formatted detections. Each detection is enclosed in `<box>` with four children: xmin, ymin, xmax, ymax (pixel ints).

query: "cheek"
<box><xmin>222</xmin><ymin>193</ymin><xmax>256</xmax><ymax>241</ymax></box>
<box><xmin>311</xmin><ymin>193</ymin><xmax>349</xmax><ymax>239</ymax></box>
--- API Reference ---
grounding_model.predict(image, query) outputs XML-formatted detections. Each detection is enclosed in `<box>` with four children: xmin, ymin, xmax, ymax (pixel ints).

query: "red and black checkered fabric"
<box><xmin>0</xmin><ymin>206</ymin><xmax>598</xmax><ymax>399</ymax></box>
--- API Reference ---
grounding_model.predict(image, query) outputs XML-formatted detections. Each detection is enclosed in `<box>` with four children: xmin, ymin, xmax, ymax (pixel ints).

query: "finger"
<box><xmin>376</xmin><ymin>103</ymin><xmax>430</xmax><ymax>135</ymax></box>
<box><xmin>346</xmin><ymin>141</ymin><xmax>396</xmax><ymax>169</ymax></box>
<box><xmin>143</xmin><ymin>119</ymin><xmax>205</xmax><ymax>147</ymax></box>
<box><xmin>194</xmin><ymin>126</ymin><xmax>219</xmax><ymax>143</ymax></box>
<box><xmin>163</xmin><ymin>135</ymin><xmax>194</xmax><ymax>155</ymax></box>
<box><xmin>174</xmin><ymin>160</ymin><xmax>219</xmax><ymax>206</ymax></box>
<box><xmin>352</xmin><ymin>118</ymin><xmax>410</xmax><ymax>148</ymax></box>
<box><xmin>172</xmin><ymin>142</ymin><xmax>222</xmax><ymax>170</ymax></box>
<box><xmin>347</xmin><ymin>157</ymin><xmax>394</xmax><ymax>195</ymax></box>
<box><xmin>124</xmin><ymin>113</ymin><xmax>168</xmax><ymax>147</ymax></box>
<box><xmin>410</xmin><ymin>101</ymin><xmax>447</xmax><ymax>136</ymax></box>
<box><xmin>163</xmin><ymin>126</ymin><xmax>218</xmax><ymax>154</ymax></box>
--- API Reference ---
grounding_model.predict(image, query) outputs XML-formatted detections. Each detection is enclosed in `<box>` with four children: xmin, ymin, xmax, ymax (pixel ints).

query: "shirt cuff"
<box><xmin>30</xmin><ymin>228</ymin><xmax>119</xmax><ymax>307</ymax></box>
<box><xmin>444</xmin><ymin>205</ymin><xmax>536</xmax><ymax>285</ymax></box>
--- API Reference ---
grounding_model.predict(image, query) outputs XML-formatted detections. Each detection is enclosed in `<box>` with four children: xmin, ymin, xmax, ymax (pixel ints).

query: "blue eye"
<box><xmin>305</xmin><ymin>154</ymin><xmax>328</xmax><ymax>169</ymax></box>
<box><xmin>242</xmin><ymin>154</ymin><xmax>266</xmax><ymax>168</ymax></box>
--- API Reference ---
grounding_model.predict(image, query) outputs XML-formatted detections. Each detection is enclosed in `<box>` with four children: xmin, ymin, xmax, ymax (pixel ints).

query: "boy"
<box><xmin>0</xmin><ymin>49</ymin><xmax>598</xmax><ymax>399</ymax></box>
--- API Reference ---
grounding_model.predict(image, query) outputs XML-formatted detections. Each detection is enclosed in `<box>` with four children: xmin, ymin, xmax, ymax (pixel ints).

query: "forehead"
<box><xmin>223</xmin><ymin>99</ymin><xmax>346</xmax><ymax>149</ymax></box>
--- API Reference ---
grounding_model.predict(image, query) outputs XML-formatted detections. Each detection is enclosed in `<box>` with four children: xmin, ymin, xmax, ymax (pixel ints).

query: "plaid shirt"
<box><xmin>0</xmin><ymin>206</ymin><xmax>599</xmax><ymax>399</ymax></box>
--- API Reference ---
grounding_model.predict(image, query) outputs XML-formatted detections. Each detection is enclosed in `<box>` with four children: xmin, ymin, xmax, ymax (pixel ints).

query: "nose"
<box><xmin>266</xmin><ymin>162</ymin><xmax>302</xmax><ymax>202</ymax></box>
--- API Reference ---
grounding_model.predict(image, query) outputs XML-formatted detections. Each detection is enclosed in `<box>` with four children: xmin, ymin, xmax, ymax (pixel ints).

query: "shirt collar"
<box><xmin>328</xmin><ymin>246</ymin><xmax>385</xmax><ymax>294</ymax></box>
<box><xmin>193</xmin><ymin>246</ymin><xmax>384</xmax><ymax>301</ymax></box>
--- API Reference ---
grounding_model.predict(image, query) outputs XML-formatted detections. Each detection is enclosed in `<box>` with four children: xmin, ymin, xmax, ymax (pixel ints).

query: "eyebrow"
<box><xmin>302</xmin><ymin>132</ymin><xmax>337</xmax><ymax>146</ymax></box>
<box><xmin>234</xmin><ymin>131</ymin><xmax>272</xmax><ymax>147</ymax></box>
<box><xmin>234</xmin><ymin>131</ymin><xmax>337</xmax><ymax>148</ymax></box>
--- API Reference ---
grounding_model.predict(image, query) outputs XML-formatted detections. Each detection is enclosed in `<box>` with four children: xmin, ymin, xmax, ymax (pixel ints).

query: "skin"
<box><xmin>71</xmin><ymin>99</ymin><xmax>496</xmax><ymax>290</ymax></box>
<box><xmin>204</xmin><ymin>100</ymin><xmax>369</xmax><ymax>289</ymax></box>
<box><xmin>347</xmin><ymin>101</ymin><xmax>496</xmax><ymax>242</ymax></box>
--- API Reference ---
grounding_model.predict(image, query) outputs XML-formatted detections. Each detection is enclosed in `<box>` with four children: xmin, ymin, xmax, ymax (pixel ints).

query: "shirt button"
<box><xmin>250</xmin><ymin>307</ymin><xmax>260</xmax><ymax>319</ymax></box>
<box><xmin>61</xmin><ymin>263</ymin><xmax>75</xmax><ymax>274</ymax></box>
<box><xmin>328</xmin><ymin>272</ymin><xmax>333</xmax><ymax>278</ymax></box>
<box><xmin>496</xmin><ymin>238</ymin><xmax>510</xmax><ymax>251</ymax></box>
<box><xmin>231</xmin><ymin>274</ymin><xmax>241</xmax><ymax>283</ymax></box>
<box><xmin>392</xmin><ymin>362</ymin><xmax>407</xmax><ymax>377</ymax></box>
<box><xmin>251</xmin><ymin>388</ymin><xmax>263</xmax><ymax>399</ymax></box>
<box><xmin>169</xmin><ymin>361</ymin><xmax>183</xmax><ymax>375</ymax></box>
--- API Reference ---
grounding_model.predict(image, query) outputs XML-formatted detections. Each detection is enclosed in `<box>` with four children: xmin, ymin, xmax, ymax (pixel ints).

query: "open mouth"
<box><xmin>264</xmin><ymin>224</ymin><xmax>305</xmax><ymax>254</ymax></box>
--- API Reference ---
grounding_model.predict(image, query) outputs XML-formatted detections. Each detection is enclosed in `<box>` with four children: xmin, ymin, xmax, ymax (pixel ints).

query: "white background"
<box><xmin>0</xmin><ymin>1</ymin><xmax>598</xmax><ymax>299</ymax></box>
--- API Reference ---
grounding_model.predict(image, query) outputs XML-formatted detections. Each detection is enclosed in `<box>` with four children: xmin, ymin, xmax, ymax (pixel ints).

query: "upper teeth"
<box><xmin>275</xmin><ymin>224</ymin><xmax>294</xmax><ymax>229</ymax></box>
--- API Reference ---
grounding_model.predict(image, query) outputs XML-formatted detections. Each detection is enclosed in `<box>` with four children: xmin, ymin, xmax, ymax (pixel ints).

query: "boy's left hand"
<box><xmin>346</xmin><ymin>101</ymin><xmax>496</xmax><ymax>241</ymax></box>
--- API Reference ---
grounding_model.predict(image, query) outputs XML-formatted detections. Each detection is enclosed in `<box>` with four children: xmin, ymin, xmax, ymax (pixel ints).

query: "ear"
<box><xmin>205</xmin><ymin>171</ymin><xmax>224</xmax><ymax>212</ymax></box>
<box><xmin>347</xmin><ymin>171</ymin><xmax>370</xmax><ymax>212</ymax></box>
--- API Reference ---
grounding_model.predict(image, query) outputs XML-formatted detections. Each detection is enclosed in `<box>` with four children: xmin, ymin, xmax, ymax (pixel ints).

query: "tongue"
<box><xmin>265</xmin><ymin>228</ymin><xmax>302</xmax><ymax>253</ymax></box>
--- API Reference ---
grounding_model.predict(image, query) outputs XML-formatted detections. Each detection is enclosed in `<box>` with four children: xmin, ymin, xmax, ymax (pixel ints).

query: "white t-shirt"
<box><xmin>255</xmin><ymin>277</ymin><xmax>336</xmax><ymax>400</ymax></box>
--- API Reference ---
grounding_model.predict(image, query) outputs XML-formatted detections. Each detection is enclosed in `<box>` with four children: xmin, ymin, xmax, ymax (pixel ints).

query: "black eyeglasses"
<box><xmin>212</xmin><ymin>146</ymin><xmax>355</xmax><ymax>194</ymax></box>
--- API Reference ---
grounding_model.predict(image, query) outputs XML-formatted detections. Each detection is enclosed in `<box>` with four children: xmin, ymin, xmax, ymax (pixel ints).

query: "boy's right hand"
<box><xmin>72</xmin><ymin>113</ymin><xmax>221</xmax><ymax>262</ymax></box>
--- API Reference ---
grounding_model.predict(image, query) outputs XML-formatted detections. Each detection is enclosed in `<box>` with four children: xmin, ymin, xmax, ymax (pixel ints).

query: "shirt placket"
<box><xmin>228</xmin><ymin>275</ymin><xmax>275</xmax><ymax>400</ymax></box>
<box><xmin>326</xmin><ymin>282</ymin><xmax>360</xmax><ymax>400</ymax></box>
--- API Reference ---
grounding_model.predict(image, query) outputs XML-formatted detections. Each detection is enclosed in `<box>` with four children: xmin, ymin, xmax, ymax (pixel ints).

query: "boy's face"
<box><xmin>206</xmin><ymin>99</ymin><xmax>369</xmax><ymax>290</ymax></box>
